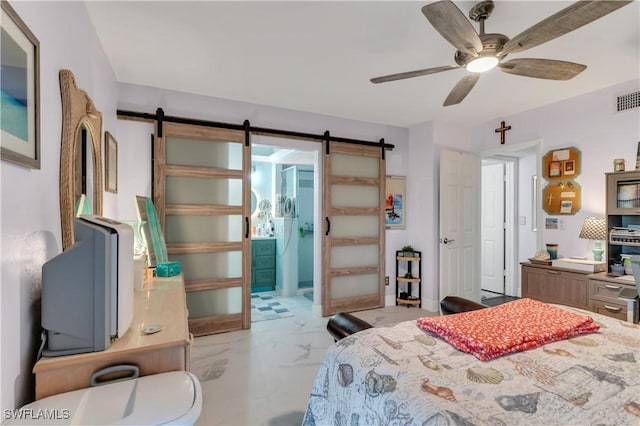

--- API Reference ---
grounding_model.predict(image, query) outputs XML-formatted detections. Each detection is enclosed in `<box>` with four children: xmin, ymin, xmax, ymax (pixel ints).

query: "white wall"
<box><xmin>472</xmin><ymin>79</ymin><xmax>640</xmax><ymax>260</ymax></box>
<box><xmin>0</xmin><ymin>1</ymin><xmax>119</xmax><ymax>410</ymax></box>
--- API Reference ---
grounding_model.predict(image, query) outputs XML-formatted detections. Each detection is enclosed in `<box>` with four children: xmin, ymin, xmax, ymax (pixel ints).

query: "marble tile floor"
<box><xmin>190</xmin><ymin>295</ymin><xmax>435</xmax><ymax>426</ymax></box>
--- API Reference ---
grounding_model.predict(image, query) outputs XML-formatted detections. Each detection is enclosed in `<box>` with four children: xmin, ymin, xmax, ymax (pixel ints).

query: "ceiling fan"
<box><xmin>370</xmin><ymin>0</ymin><xmax>632</xmax><ymax>106</ymax></box>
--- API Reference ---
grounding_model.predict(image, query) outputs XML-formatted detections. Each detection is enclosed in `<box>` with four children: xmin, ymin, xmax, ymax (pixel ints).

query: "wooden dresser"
<box><xmin>33</xmin><ymin>274</ymin><xmax>190</xmax><ymax>400</ymax></box>
<box><xmin>521</xmin><ymin>262</ymin><xmax>638</xmax><ymax>320</ymax></box>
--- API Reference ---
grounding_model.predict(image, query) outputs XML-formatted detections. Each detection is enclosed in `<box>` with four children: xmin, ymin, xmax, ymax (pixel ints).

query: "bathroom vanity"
<box><xmin>33</xmin><ymin>274</ymin><xmax>190</xmax><ymax>400</ymax></box>
<box><xmin>251</xmin><ymin>238</ymin><xmax>276</xmax><ymax>292</ymax></box>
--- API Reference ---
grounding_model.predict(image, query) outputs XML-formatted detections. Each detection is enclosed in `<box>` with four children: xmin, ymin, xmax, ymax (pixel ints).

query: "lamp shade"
<box><xmin>579</xmin><ymin>217</ymin><xmax>607</xmax><ymax>241</ymax></box>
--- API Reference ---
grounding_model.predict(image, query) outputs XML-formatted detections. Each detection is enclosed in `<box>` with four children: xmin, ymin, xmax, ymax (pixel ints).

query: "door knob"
<box><xmin>441</xmin><ymin>238</ymin><xmax>455</xmax><ymax>244</ymax></box>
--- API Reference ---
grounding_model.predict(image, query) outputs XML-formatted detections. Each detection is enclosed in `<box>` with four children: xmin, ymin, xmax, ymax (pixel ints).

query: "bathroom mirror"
<box><xmin>59</xmin><ymin>69</ymin><xmax>103</xmax><ymax>249</ymax></box>
<box><xmin>251</xmin><ymin>189</ymin><xmax>258</xmax><ymax>216</ymax></box>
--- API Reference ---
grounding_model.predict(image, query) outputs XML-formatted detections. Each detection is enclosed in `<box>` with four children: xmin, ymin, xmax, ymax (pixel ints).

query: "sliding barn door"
<box><xmin>154</xmin><ymin>122</ymin><xmax>251</xmax><ymax>336</ymax></box>
<box><xmin>322</xmin><ymin>142</ymin><xmax>385</xmax><ymax>316</ymax></box>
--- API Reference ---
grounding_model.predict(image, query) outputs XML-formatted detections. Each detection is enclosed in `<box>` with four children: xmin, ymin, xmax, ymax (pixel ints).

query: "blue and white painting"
<box><xmin>385</xmin><ymin>193</ymin><xmax>403</xmax><ymax>225</ymax></box>
<box><xmin>1</xmin><ymin>26</ymin><xmax>29</xmax><ymax>142</ymax></box>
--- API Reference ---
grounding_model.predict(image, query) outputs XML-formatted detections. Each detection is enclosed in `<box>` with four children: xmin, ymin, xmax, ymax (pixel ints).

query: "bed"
<box><xmin>303</xmin><ymin>300</ymin><xmax>640</xmax><ymax>425</ymax></box>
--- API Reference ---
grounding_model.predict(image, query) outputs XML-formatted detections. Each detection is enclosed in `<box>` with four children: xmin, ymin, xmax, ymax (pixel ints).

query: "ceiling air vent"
<box><xmin>616</xmin><ymin>91</ymin><xmax>640</xmax><ymax>112</ymax></box>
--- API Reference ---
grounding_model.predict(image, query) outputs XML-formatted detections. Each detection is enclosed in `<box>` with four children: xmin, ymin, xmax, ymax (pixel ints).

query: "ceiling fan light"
<box><xmin>467</xmin><ymin>56</ymin><xmax>498</xmax><ymax>73</ymax></box>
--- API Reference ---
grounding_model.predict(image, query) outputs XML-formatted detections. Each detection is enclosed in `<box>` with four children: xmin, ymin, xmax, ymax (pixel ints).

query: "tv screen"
<box><xmin>41</xmin><ymin>215</ymin><xmax>133</xmax><ymax>356</ymax></box>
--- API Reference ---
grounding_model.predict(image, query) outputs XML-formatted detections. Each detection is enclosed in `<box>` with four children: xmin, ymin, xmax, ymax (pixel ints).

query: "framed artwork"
<box><xmin>564</xmin><ymin>160</ymin><xmax>575</xmax><ymax>175</ymax></box>
<box><xmin>385</xmin><ymin>175</ymin><xmax>406</xmax><ymax>229</ymax></box>
<box><xmin>105</xmin><ymin>131</ymin><xmax>118</xmax><ymax>193</ymax></box>
<box><xmin>1</xmin><ymin>1</ymin><xmax>40</xmax><ymax>169</ymax></box>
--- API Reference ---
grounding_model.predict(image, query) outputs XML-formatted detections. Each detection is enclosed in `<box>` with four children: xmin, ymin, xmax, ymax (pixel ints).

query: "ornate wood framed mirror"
<box><xmin>59</xmin><ymin>69</ymin><xmax>103</xmax><ymax>249</ymax></box>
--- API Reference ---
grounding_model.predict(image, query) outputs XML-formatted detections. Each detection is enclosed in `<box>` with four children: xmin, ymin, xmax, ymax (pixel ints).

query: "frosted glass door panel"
<box><xmin>323</xmin><ymin>142</ymin><xmax>385</xmax><ymax>315</ymax></box>
<box><xmin>331</xmin><ymin>274</ymin><xmax>379</xmax><ymax>299</ymax></box>
<box><xmin>165</xmin><ymin>215</ymin><xmax>242</xmax><ymax>243</ymax></box>
<box><xmin>158</xmin><ymin>123</ymin><xmax>249</xmax><ymax>336</ymax></box>
<box><xmin>330</xmin><ymin>245</ymin><xmax>379</xmax><ymax>269</ymax></box>
<box><xmin>331</xmin><ymin>154</ymin><xmax>379</xmax><ymax>178</ymax></box>
<box><xmin>330</xmin><ymin>216</ymin><xmax>379</xmax><ymax>238</ymax></box>
<box><xmin>186</xmin><ymin>288</ymin><xmax>242</xmax><ymax>318</ymax></box>
<box><xmin>331</xmin><ymin>185</ymin><xmax>379</xmax><ymax>207</ymax></box>
<box><xmin>166</xmin><ymin>137</ymin><xmax>242</xmax><ymax>169</ymax></box>
<box><xmin>172</xmin><ymin>251</ymin><xmax>242</xmax><ymax>281</ymax></box>
<box><xmin>166</xmin><ymin>177</ymin><xmax>242</xmax><ymax>206</ymax></box>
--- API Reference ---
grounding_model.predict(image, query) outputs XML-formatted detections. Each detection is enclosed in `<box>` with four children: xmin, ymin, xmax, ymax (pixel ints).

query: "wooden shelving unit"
<box><xmin>396</xmin><ymin>250</ymin><xmax>422</xmax><ymax>308</ymax></box>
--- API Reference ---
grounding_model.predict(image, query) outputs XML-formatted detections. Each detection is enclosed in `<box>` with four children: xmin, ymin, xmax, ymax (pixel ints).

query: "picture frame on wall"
<box><xmin>385</xmin><ymin>175</ymin><xmax>406</xmax><ymax>229</ymax></box>
<box><xmin>105</xmin><ymin>131</ymin><xmax>118</xmax><ymax>193</ymax></box>
<box><xmin>564</xmin><ymin>159</ymin><xmax>575</xmax><ymax>175</ymax></box>
<box><xmin>1</xmin><ymin>0</ymin><xmax>40</xmax><ymax>169</ymax></box>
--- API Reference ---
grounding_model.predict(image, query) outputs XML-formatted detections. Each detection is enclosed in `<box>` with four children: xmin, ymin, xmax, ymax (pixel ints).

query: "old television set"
<box><xmin>41</xmin><ymin>215</ymin><xmax>134</xmax><ymax>356</ymax></box>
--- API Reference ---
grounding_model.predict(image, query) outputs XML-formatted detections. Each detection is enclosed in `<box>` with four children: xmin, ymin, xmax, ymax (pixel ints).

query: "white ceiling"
<box><xmin>86</xmin><ymin>1</ymin><xmax>640</xmax><ymax>128</ymax></box>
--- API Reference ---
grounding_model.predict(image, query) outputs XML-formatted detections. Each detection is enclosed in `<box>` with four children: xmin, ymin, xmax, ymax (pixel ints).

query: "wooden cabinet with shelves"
<box><xmin>604</xmin><ymin>170</ymin><xmax>639</xmax><ymax>323</ymax></box>
<box><xmin>606</xmin><ymin>171</ymin><xmax>640</xmax><ymax>269</ymax></box>
<box><xmin>396</xmin><ymin>251</ymin><xmax>421</xmax><ymax>308</ymax></box>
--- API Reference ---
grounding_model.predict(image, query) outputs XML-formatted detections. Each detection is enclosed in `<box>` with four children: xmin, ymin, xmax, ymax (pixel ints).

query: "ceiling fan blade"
<box><xmin>370</xmin><ymin>65</ymin><xmax>460</xmax><ymax>84</ymax></box>
<box><xmin>422</xmin><ymin>1</ymin><xmax>482</xmax><ymax>56</ymax></box>
<box><xmin>443</xmin><ymin>73</ymin><xmax>480</xmax><ymax>106</ymax></box>
<box><xmin>502</xmin><ymin>0</ymin><xmax>633</xmax><ymax>55</ymax></box>
<box><xmin>498</xmin><ymin>58</ymin><xmax>586</xmax><ymax>80</ymax></box>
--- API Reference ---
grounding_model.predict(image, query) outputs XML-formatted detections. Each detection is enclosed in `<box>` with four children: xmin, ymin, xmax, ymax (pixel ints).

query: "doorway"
<box><xmin>250</xmin><ymin>135</ymin><xmax>322</xmax><ymax>316</ymax></box>
<box><xmin>480</xmin><ymin>140</ymin><xmax>542</xmax><ymax>299</ymax></box>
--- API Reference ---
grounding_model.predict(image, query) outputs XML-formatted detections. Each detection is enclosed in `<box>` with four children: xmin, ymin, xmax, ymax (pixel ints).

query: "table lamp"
<box><xmin>579</xmin><ymin>217</ymin><xmax>607</xmax><ymax>261</ymax></box>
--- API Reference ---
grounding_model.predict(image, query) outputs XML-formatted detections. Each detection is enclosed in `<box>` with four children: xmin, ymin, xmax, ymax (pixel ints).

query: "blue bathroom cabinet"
<box><xmin>252</xmin><ymin>239</ymin><xmax>276</xmax><ymax>293</ymax></box>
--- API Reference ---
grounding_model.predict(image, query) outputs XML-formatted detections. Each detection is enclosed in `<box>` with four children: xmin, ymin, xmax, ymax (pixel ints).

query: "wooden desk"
<box><xmin>33</xmin><ymin>275</ymin><xmax>190</xmax><ymax>400</ymax></box>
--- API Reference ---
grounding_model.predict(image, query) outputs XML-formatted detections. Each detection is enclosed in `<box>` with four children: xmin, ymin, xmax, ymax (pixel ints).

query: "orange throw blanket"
<box><xmin>416</xmin><ymin>298</ymin><xmax>600</xmax><ymax>361</ymax></box>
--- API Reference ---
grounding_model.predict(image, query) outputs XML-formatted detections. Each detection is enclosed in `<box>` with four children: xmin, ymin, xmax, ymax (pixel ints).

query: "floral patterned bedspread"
<box><xmin>303</xmin><ymin>307</ymin><xmax>640</xmax><ymax>425</ymax></box>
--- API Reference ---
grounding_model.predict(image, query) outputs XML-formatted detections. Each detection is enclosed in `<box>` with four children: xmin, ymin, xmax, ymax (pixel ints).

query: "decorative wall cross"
<box><xmin>495</xmin><ymin>120</ymin><xmax>512</xmax><ymax>144</ymax></box>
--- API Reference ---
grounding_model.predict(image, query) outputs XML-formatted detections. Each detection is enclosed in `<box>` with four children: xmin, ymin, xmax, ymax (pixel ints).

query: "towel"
<box><xmin>416</xmin><ymin>298</ymin><xmax>599</xmax><ymax>361</ymax></box>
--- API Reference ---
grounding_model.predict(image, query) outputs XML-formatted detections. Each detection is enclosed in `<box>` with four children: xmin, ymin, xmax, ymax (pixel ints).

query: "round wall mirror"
<box><xmin>59</xmin><ymin>69</ymin><xmax>103</xmax><ymax>249</ymax></box>
<box><xmin>251</xmin><ymin>189</ymin><xmax>258</xmax><ymax>216</ymax></box>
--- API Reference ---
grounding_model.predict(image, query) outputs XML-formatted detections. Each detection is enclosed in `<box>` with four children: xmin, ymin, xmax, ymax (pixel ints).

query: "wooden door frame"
<box><xmin>480</xmin><ymin>139</ymin><xmax>543</xmax><ymax>298</ymax></box>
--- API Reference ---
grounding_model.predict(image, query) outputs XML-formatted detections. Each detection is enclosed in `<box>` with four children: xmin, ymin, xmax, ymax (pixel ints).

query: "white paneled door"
<box><xmin>481</xmin><ymin>162</ymin><xmax>505</xmax><ymax>294</ymax></box>
<box><xmin>439</xmin><ymin>149</ymin><xmax>481</xmax><ymax>302</ymax></box>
